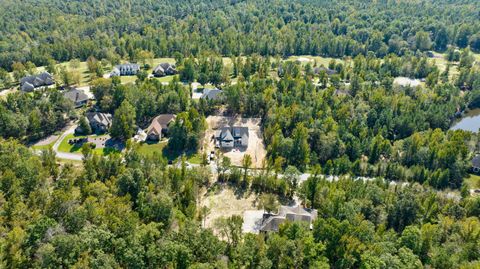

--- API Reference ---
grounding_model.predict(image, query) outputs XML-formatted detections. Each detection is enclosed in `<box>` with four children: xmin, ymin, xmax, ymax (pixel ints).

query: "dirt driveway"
<box><xmin>204</xmin><ymin>116</ymin><xmax>266</xmax><ymax>167</ymax></box>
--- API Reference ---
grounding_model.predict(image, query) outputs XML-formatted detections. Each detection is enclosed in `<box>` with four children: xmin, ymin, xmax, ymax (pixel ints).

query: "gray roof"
<box><xmin>201</xmin><ymin>88</ymin><xmax>223</xmax><ymax>101</ymax></box>
<box><xmin>64</xmin><ymin>89</ymin><xmax>89</xmax><ymax>103</ymax></box>
<box><xmin>87</xmin><ymin>112</ymin><xmax>112</xmax><ymax>127</ymax></box>
<box><xmin>216</xmin><ymin>126</ymin><xmax>249</xmax><ymax>144</ymax></box>
<box><xmin>221</xmin><ymin>129</ymin><xmax>234</xmax><ymax>141</ymax></box>
<box><xmin>314</xmin><ymin>67</ymin><xmax>337</xmax><ymax>76</ymax></box>
<box><xmin>259</xmin><ymin>205</ymin><xmax>318</xmax><ymax>232</ymax></box>
<box><xmin>20</xmin><ymin>72</ymin><xmax>54</xmax><ymax>91</ymax></box>
<box><xmin>472</xmin><ymin>155</ymin><xmax>480</xmax><ymax>168</ymax></box>
<box><xmin>21</xmin><ymin>82</ymin><xmax>35</xmax><ymax>92</ymax></box>
<box><xmin>153</xmin><ymin>63</ymin><xmax>176</xmax><ymax>72</ymax></box>
<box><xmin>116</xmin><ymin>63</ymin><xmax>140</xmax><ymax>71</ymax></box>
<box><xmin>232</xmin><ymin>127</ymin><xmax>248</xmax><ymax>138</ymax></box>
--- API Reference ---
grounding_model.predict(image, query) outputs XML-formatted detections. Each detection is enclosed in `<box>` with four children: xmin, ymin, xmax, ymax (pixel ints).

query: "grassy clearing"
<box><xmin>286</xmin><ymin>55</ymin><xmax>346</xmax><ymax>67</ymax></box>
<box><xmin>58</xmin><ymin>133</ymin><xmax>117</xmax><ymax>156</ymax></box>
<box><xmin>32</xmin><ymin>142</ymin><xmax>55</xmax><ymax>151</ymax></box>
<box><xmin>120</xmin><ymin>76</ymin><xmax>138</xmax><ymax>84</ymax></box>
<box><xmin>428</xmin><ymin>52</ymin><xmax>459</xmax><ymax>81</ymax></box>
<box><xmin>136</xmin><ymin>141</ymin><xmax>167</xmax><ymax>156</ymax></box>
<box><xmin>187</xmin><ymin>154</ymin><xmax>203</xmax><ymax>164</ymax></box>
<box><xmin>136</xmin><ymin>140</ymin><xmax>201</xmax><ymax>164</ymax></box>
<box><xmin>156</xmin><ymin>75</ymin><xmax>178</xmax><ymax>83</ymax></box>
<box><xmin>58</xmin><ymin>134</ymin><xmax>86</xmax><ymax>153</ymax></box>
<box><xmin>465</xmin><ymin>174</ymin><xmax>480</xmax><ymax>189</ymax></box>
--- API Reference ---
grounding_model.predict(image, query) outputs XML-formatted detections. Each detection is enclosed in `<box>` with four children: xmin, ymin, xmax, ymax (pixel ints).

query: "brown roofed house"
<box><xmin>146</xmin><ymin>114</ymin><xmax>176</xmax><ymax>141</ymax></box>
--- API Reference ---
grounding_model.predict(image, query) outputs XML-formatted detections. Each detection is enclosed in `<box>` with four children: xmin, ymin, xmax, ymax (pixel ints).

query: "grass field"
<box><xmin>136</xmin><ymin>141</ymin><xmax>167</xmax><ymax>156</ymax></box>
<box><xmin>58</xmin><ymin>133</ymin><xmax>118</xmax><ymax>156</ymax></box>
<box><xmin>465</xmin><ymin>174</ymin><xmax>480</xmax><ymax>189</ymax></box>
<box><xmin>32</xmin><ymin>142</ymin><xmax>55</xmax><ymax>151</ymax></box>
<box><xmin>286</xmin><ymin>55</ymin><xmax>346</xmax><ymax>67</ymax></box>
<box><xmin>136</xmin><ymin>140</ymin><xmax>203</xmax><ymax>165</ymax></box>
<box><xmin>5</xmin><ymin>52</ymin><xmax>478</xmax><ymax>92</ymax></box>
<box><xmin>428</xmin><ymin>52</ymin><xmax>459</xmax><ymax>81</ymax></box>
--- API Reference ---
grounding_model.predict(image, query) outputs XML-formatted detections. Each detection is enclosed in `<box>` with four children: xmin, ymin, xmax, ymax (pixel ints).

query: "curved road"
<box><xmin>52</xmin><ymin>124</ymin><xmax>83</xmax><ymax>161</ymax></box>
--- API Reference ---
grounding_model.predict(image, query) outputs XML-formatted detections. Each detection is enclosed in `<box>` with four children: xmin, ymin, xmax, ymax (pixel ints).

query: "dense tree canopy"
<box><xmin>1</xmin><ymin>0</ymin><xmax>480</xmax><ymax>268</ymax></box>
<box><xmin>0</xmin><ymin>0</ymin><xmax>479</xmax><ymax>70</ymax></box>
<box><xmin>0</xmin><ymin>140</ymin><xmax>478</xmax><ymax>268</ymax></box>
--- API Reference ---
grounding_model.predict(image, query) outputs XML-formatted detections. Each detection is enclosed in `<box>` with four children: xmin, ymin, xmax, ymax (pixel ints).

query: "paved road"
<box><xmin>52</xmin><ymin>124</ymin><xmax>83</xmax><ymax>161</ymax></box>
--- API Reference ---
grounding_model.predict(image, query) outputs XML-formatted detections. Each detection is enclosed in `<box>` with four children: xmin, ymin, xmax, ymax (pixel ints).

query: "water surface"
<box><xmin>450</xmin><ymin>108</ymin><xmax>480</xmax><ymax>132</ymax></box>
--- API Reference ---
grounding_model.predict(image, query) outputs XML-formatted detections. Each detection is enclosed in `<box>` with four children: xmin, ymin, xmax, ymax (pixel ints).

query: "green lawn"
<box><xmin>187</xmin><ymin>154</ymin><xmax>203</xmax><ymax>164</ymax></box>
<box><xmin>136</xmin><ymin>141</ymin><xmax>168</xmax><ymax>156</ymax></box>
<box><xmin>156</xmin><ymin>75</ymin><xmax>178</xmax><ymax>83</ymax></box>
<box><xmin>465</xmin><ymin>174</ymin><xmax>480</xmax><ymax>189</ymax></box>
<box><xmin>136</xmin><ymin>140</ymin><xmax>203</xmax><ymax>165</ymax></box>
<box><xmin>428</xmin><ymin>52</ymin><xmax>459</xmax><ymax>81</ymax></box>
<box><xmin>120</xmin><ymin>76</ymin><xmax>138</xmax><ymax>84</ymax></box>
<box><xmin>58</xmin><ymin>133</ymin><xmax>118</xmax><ymax>156</ymax></box>
<box><xmin>286</xmin><ymin>55</ymin><xmax>346</xmax><ymax>67</ymax></box>
<box><xmin>32</xmin><ymin>141</ymin><xmax>56</xmax><ymax>151</ymax></box>
<box><xmin>58</xmin><ymin>134</ymin><xmax>86</xmax><ymax>153</ymax></box>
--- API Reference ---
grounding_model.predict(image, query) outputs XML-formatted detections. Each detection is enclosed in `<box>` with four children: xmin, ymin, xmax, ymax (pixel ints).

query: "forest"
<box><xmin>0</xmin><ymin>0</ymin><xmax>480</xmax><ymax>268</ymax></box>
<box><xmin>0</xmin><ymin>0</ymin><xmax>479</xmax><ymax>71</ymax></box>
<box><xmin>1</xmin><ymin>140</ymin><xmax>479</xmax><ymax>268</ymax></box>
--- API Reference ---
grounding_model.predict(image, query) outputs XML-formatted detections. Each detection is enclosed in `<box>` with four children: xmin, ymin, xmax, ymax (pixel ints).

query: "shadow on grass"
<box><xmin>100</xmin><ymin>147</ymin><xmax>122</xmax><ymax>155</ymax></box>
<box><xmin>162</xmin><ymin>146</ymin><xmax>198</xmax><ymax>162</ymax></box>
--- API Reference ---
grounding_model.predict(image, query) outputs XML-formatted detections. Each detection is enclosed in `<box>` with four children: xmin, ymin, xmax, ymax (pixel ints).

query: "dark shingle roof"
<box><xmin>259</xmin><ymin>205</ymin><xmax>318</xmax><ymax>232</ymax></box>
<box><xmin>20</xmin><ymin>72</ymin><xmax>54</xmax><ymax>91</ymax></box>
<box><xmin>64</xmin><ymin>89</ymin><xmax>89</xmax><ymax>103</ymax></box>
<box><xmin>87</xmin><ymin>112</ymin><xmax>112</xmax><ymax>127</ymax></box>
<box><xmin>472</xmin><ymin>155</ymin><xmax>480</xmax><ymax>168</ymax></box>
<box><xmin>314</xmin><ymin>67</ymin><xmax>337</xmax><ymax>76</ymax></box>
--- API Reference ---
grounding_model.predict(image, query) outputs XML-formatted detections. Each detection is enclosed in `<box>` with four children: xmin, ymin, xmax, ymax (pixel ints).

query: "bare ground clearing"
<box><xmin>204</xmin><ymin>116</ymin><xmax>266</xmax><ymax>167</ymax></box>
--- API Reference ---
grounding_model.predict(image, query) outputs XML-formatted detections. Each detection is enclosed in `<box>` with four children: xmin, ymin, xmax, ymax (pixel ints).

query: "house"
<box><xmin>201</xmin><ymin>88</ymin><xmax>223</xmax><ymax>101</ymax></box>
<box><xmin>146</xmin><ymin>114</ymin><xmax>176</xmax><ymax>141</ymax></box>
<box><xmin>472</xmin><ymin>155</ymin><xmax>480</xmax><ymax>174</ymax></box>
<box><xmin>153</xmin><ymin>63</ymin><xmax>177</xmax><ymax>77</ymax></box>
<box><xmin>64</xmin><ymin>88</ymin><xmax>89</xmax><ymax>108</ymax></box>
<box><xmin>215</xmin><ymin>126</ymin><xmax>248</xmax><ymax>149</ymax></box>
<box><xmin>77</xmin><ymin>112</ymin><xmax>112</xmax><ymax>134</ymax></box>
<box><xmin>314</xmin><ymin>66</ymin><xmax>337</xmax><ymax>76</ymax></box>
<box><xmin>111</xmin><ymin>63</ymin><xmax>140</xmax><ymax>76</ymax></box>
<box><xmin>20</xmin><ymin>72</ymin><xmax>54</xmax><ymax>92</ymax></box>
<box><xmin>259</xmin><ymin>205</ymin><xmax>318</xmax><ymax>233</ymax></box>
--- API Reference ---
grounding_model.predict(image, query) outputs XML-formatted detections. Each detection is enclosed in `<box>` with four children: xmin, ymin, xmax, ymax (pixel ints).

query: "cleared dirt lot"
<box><xmin>200</xmin><ymin>187</ymin><xmax>259</xmax><ymax>230</ymax></box>
<box><xmin>204</xmin><ymin>116</ymin><xmax>266</xmax><ymax>167</ymax></box>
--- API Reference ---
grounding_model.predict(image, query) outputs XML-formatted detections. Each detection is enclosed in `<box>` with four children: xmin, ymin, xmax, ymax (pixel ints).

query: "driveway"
<box><xmin>52</xmin><ymin>124</ymin><xmax>83</xmax><ymax>161</ymax></box>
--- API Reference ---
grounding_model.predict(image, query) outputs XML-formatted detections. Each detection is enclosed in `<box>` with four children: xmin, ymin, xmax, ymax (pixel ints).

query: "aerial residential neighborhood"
<box><xmin>0</xmin><ymin>0</ymin><xmax>480</xmax><ymax>268</ymax></box>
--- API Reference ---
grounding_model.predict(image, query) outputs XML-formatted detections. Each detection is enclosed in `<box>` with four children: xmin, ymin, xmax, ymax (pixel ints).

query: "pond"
<box><xmin>450</xmin><ymin>108</ymin><xmax>480</xmax><ymax>132</ymax></box>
